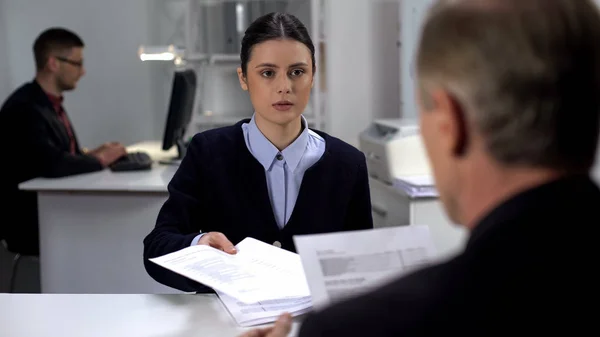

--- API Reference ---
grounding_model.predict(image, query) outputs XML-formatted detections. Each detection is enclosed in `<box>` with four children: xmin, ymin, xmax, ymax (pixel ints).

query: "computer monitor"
<box><xmin>160</xmin><ymin>68</ymin><xmax>197</xmax><ymax>165</ymax></box>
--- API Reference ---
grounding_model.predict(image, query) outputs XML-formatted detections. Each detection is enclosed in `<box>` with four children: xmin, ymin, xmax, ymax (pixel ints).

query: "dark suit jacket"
<box><xmin>0</xmin><ymin>80</ymin><xmax>103</xmax><ymax>255</ymax></box>
<box><xmin>298</xmin><ymin>174</ymin><xmax>598</xmax><ymax>336</ymax></box>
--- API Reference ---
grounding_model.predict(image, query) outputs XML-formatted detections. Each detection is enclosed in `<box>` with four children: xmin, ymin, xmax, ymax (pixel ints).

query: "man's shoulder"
<box><xmin>1</xmin><ymin>81</ymin><xmax>43</xmax><ymax>112</ymax></box>
<box><xmin>299</xmin><ymin>257</ymin><xmax>466</xmax><ymax>336</ymax></box>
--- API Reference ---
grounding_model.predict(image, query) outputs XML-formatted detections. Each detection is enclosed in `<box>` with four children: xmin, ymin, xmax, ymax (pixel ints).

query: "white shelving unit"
<box><xmin>179</xmin><ymin>0</ymin><xmax>327</xmax><ymax>136</ymax></box>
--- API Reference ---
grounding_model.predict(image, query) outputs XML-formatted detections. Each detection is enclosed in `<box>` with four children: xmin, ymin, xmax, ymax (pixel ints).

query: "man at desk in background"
<box><xmin>0</xmin><ymin>27</ymin><xmax>125</xmax><ymax>255</ymax></box>
<box><xmin>242</xmin><ymin>0</ymin><xmax>600</xmax><ymax>336</ymax></box>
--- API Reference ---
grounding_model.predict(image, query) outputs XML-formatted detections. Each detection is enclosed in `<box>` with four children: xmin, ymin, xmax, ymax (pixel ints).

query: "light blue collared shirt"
<box><xmin>190</xmin><ymin>114</ymin><xmax>326</xmax><ymax>245</ymax></box>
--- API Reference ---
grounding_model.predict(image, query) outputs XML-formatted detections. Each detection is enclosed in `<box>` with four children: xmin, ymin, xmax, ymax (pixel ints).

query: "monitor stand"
<box><xmin>158</xmin><ymin>138</ymin><xmax>187</xmax><ymax>165</ymax></box>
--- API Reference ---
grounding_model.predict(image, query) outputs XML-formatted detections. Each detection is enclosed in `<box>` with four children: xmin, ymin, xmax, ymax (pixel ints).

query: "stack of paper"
<box><xmin>393</xmin><ymin>175</ymin><xmax>438</xmax><ymax>197</ymax></box>
<box><xmin>217</xmin><ymin>291</ymin><xmax>312</xmax><ymax>327</ymax></box>
<box><xmin>149</xmin><ymin>237</ymin><xmax>312</xmax><ymax>326</ymax></box>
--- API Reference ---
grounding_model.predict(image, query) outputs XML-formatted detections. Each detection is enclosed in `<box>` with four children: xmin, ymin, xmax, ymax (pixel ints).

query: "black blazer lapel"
<box><xmin>37</xmin><ymin>105</ymin><xmax>71</xmax><ymax>152</ymax></box>
<box><xmin>235</xmin><ymin>127</ymin><xmax>281</xmax><ymax>236</ymax></box>
<box><xmin>30</xmin><ymin>81</ymin><xmax>75</xmax><ymax>153</ymax></box>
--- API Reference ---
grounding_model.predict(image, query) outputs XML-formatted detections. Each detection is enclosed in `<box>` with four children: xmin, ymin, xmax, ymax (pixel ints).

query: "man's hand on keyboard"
<box><xmin>90</xmin><ymin>142</ymin><xmax>127</xmax><ymax>167</ymax></box>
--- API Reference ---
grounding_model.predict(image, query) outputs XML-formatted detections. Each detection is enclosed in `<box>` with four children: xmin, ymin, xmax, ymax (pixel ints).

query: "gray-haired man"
<box><xmin>242</xmin><ymin>0</ymin><xmax>600</xmax><ymax>336</ymax></box>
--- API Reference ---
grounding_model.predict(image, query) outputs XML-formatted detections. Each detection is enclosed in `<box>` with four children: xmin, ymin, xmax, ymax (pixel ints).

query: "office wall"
<box><xmin>145</xmin><ymin>0</ymin><xmax>186</xmax><ymax>142</ymax></box>
<box><xmin>372</xmin><ymin>1</ymin><xmax>402</xmax><ymax>122</ymax></box>
<box><xmin>0</xmin><ymin>0</ymin><xmax>10</xmax><ymax>101</ymax></box>
<box><xmin>2</xmin><ymin>0</ymin><xmax>157</xmax><ymax>148</ymax></box>
<box><xmin>326</xmin><ymin>0</ymin><xmax>401</xmax><ymax>148</ymax></box>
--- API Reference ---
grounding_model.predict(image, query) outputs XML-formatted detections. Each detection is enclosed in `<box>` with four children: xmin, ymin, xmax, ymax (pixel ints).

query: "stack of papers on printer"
<box><xmin>148</xmin><ymin>237</ymin><xmax>312</xmax><ymax>327</ymax></box>
<box><xmin>393</xmin><ymin>175</ymin><xmax>438</xmax><ymax>197</ymax></box>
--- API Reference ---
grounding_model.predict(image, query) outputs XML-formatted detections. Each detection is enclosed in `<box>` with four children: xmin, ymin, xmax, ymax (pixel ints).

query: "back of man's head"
<box><xmin>417</xmin><ymin>0</ymin><xmax>600</xmax><ymax>173</ymax></box>
<box><xmin>33</xmin><ymin>27</ymin><xmax>84</xmax><ymax>72</ymax></box>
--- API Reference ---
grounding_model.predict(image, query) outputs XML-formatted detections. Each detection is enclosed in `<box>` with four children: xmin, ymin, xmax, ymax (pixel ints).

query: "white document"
<box><xmin>149</xmin><ymin>237</ymin><xmax>311</xmax><ymax>304</ymax></box>
<box><xmin>217</xmin><ymin>290</ymin><xmax>312</xmax><ymax>327</ymax></box>
<box><xmin>293</xmin><ymin>225</ymin><xmax>437</xmax><ymax>309</ymax></box>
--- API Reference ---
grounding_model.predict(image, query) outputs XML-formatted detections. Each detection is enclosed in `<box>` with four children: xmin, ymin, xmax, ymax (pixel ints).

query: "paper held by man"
<box><xmin>293</xmin><ymin>225</ymin><xmax>438</xmax><ymax>310</ymax></box>
<box><xmin>149</xmin><ymin>226</ymin><xmax>437</xmax><ymax>326</ymax></box>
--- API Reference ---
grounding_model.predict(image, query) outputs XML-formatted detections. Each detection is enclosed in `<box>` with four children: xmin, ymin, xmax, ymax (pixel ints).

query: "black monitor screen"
<box><xmin>162</xmin><ymin>69</ymin><xmax>197</xmax><ymax>161</ymax></box>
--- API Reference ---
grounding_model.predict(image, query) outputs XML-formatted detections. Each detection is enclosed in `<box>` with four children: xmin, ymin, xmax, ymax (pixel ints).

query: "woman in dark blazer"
<box><xmin>143</xmin><ymin>12</ymin><xmax>374</xmax><ymax>292</ymax></box>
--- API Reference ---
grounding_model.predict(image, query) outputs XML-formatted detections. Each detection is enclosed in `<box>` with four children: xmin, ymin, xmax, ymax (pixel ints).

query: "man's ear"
<box><xmin>237</xmin><ymin>67</ymin><xmax>248</xmax><ymax>91</ymax></box>
<box><xmin>446</xmin><ymin>93</ymin><xmax>469</xmax><ymax>157</ymax></box>
<box><xmin>430</xmin><ymin>89</ymin><xmax>470</xmax><ymax>158</ymax></box>
<box><xmin>47</xmin><ymin>56</ymin><xmax>59</xmax><ymax>73</ymax></box>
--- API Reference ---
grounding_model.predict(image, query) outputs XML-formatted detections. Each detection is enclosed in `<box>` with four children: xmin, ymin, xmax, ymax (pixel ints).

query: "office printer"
<box><xmin>359</xmin><ymin>119</ymin><xmax>431</xmax><ymax>185</ymax></box>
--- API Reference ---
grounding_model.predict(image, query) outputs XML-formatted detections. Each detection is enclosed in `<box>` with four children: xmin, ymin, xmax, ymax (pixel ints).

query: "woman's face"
<box><xmin>237</xmin><ymin>38</ymin><xmax>314</xmax><ymax>127</ymax></box>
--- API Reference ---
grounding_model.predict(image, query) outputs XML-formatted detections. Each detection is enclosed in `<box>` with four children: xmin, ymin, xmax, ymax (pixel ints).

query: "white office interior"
<box><xmin>1</xmin><ymin>0</ymin><xmax>600</xmax><ymax>333</ymax></box>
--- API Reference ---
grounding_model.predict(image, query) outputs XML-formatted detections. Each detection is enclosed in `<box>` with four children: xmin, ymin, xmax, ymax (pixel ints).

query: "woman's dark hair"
<box><xmin>240</xmin><ymin>12</ymin><xmax>316</xmax><ymax>76</ymax></box>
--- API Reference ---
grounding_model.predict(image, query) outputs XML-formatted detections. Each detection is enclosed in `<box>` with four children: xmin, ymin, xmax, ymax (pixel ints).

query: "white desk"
<box><xmin>369</xmin><ymin>177</ymin><xmax>468</xmax><ymax>261</ymax></box>
<box><xmin>18</xmin><ymin>141</ymin><xmax>182</xmax><ymax>294</ymax></box>
<box><xmin>0</xmin><ymin>293</ymin><xmax>301</xmax><ymax>337</ymax></box>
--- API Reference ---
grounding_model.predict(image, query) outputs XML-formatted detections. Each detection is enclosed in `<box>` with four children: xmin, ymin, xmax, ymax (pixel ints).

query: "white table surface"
<box><xmin>0</xmin><ymin>293</ymin><xmax>302</xmax><ymax>337</ymax></box>
<box><xmin>18</xmin><ymin>141</ymin><xmax>179</xmax><ymax>193</ymax></box>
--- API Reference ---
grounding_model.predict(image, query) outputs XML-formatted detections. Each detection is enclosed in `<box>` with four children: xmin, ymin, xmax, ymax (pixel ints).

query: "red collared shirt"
<box><xmin>45</xmin><ymin>92</ymin><xmax>76</xmax><ymax>154</ymax></box>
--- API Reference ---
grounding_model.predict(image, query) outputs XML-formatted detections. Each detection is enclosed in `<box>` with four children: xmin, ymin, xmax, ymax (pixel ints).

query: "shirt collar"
<box><xmin>44</xmin><ymin>91</ymin><xmax>64</xmax><ymax>114</ymax></box>
<box><xmin>281</xmin><ymin>117</ymin><xmax>309</xmax><ymax>172</ymax></box>
<box><xmin>247</xmin><ymin>114</ymin><xmax>310</xmax><ymax>172</ymax></box>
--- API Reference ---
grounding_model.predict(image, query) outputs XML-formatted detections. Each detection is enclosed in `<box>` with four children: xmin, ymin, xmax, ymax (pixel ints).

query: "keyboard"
<box><xmin>109</xmin><ymin>151</ymin><xmax>153</xmax><ymax>172</ymax></box>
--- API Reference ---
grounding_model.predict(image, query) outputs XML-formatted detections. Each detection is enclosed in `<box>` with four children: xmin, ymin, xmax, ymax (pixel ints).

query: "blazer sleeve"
<box><xmin>143</xmin><ymin>133</ymin><xmax>211</xmax><ymax>292</ymax></box>
<box><xmin>22</xmin><ymin>104</ymin><xmax>103</xmax><ymax>177</ymax></box>
<box><xmin>344</xmin><ymin>152</ymin><xmax>374</xmax><ymax>231</ymax></box>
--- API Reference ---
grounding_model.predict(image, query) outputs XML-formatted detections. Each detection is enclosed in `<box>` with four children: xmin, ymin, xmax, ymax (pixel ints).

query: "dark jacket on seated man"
<box><xmin>143</xmin><ymin>121</ymin><xmax>374</xmax><ymax>293</ymax></box>
<box><xmin>0</xmin><ymin>80</ymin><xmax>103</xmax><ymax>255</ymax></box>
<box><xmin>298</xmin><ymin>175</ymin><xmax>600</xmax><ymax>336</ymax></box>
